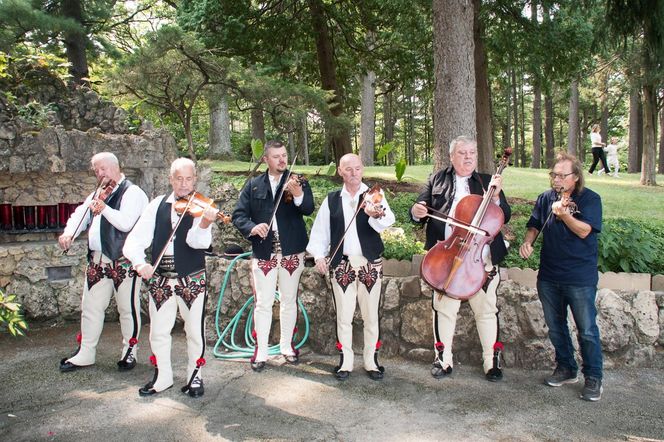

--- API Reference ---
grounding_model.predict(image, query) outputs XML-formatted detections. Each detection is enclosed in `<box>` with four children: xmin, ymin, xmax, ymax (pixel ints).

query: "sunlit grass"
<box><xmin>206</xmin><ymin>160</ymin><xmax>664</xmax><ymax>222</ymax></box>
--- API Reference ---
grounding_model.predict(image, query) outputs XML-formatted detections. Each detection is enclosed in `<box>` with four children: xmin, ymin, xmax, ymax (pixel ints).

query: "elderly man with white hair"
<box><xmin>59</xmin><ymin>152</ymin><xmax>149</xmax><ymax>373</ymax></box>
<box><xmin>124</xmin><ymin>158</ymin><xmax>217</xmax><ymax>398</ymax></box>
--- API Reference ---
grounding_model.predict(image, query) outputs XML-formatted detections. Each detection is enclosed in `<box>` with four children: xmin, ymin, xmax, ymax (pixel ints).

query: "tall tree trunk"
<box><xmin>504</xmin><ymin>79</ymin><xmax>511</xmax><ymax>151</ymax></box>
<box><xmin>628</xmin><ymin>86</ymin><xmax>640</xmax><ymax>173</ymax></box>
<box><xmin>360</xmin><ymin>70</ymin><xmax>376</xmax><ymax>166</ymax></box>
<box><xmin>299</xmin><ymin>115</ymin><xmax>310</xmax><ymax>166</ymax></box>
<box><xmin>567</xmin><ymin>79</ymin><xmax>579</xmax><ymax>156</ymax></box>
<box><xmin>532</xmin><ymin>82</ymin><xmax>542</xmax><ymax>168</ymax></box>
<box><xmin>207</xmin><ymin>89</ymin><xmax>232</xmax><ymax>160</ymax></box>
<box><xmin>383</xmin><ymin>90</ymin><xmax>396</xmax><ymax>164</ymax></box>
<box><xmin>473</xmin><ymin>0</ymin><xmax>494</xmax><ymax>174</ymax></box>
<box><xmin>432</xmin><ymin>0</ymin><xmax>476</xmax><ymax>171</ymax></box>
<box><xmin>600</xmin><ymin>71</ymin><xmax>609</xmax><ymax>145</ymax></box>
<box><xmin>641</xmin><ymin>83</ymin><xmax>657</xmax><ymax>185</ymax></box>
<box><xmin>307</xmin><ymin>0</ymin><xmax>352</xmax><ymax>164</ymax></box>
<box><xmin>519</xmin><ymin>79</ymin><xmax>526</xmax><ymax>166</ymax></box>
<box><xmin>544</xmin><ymin>93</ymin><xmax>555</xmax><ymax>167</ymax></box>
<box><xmin>659</xmin><ymin>105</ymin><xmax>664</xmax><ymax>174</ymax></box>
<box><xmin>251</xmin><ymin>108</ymin><xmax>265</xmax><ymax>146</ymax></box>
<box><xmin>288</xmin><ymin>132</ymin><xmax>296</xmax><ymax>159</ymax></box>
<box><xmin>511</xmin><ymin>69</ymin><xmax>519</xmax><ymax>167</ymax></box>
<box><xmin>61</xmin><ymin>0</ymin><xmax>89</xmax><ymax>86</ymax></box>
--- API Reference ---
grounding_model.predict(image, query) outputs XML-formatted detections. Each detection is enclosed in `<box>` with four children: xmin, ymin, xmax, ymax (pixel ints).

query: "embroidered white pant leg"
<box><xmin>115</xmin><ymin>270</ymin><xmax>142</xmax><ymax>361</ymax></box>
<box><xmin>277</xmin><ymin>253</ymin><xmax>305</xmax><ymax>356</ymax></box>
<box><xmin>356</xmin><ymin>262</ymin><xmax>383</xmax><ymax>371</ymax></box>
<box><xmin>177</xmin><ymin>290</ymin><xmax>206</xmax><ymax>382</ymax></box>
<box><xmin>148</xmin><ymin>293</ymin><xmax>177</xmax><ymax>391</ymax></box>
<box><xmin>331</xmin><ymin>272</ymin><xmax>357</xmax><ymax>372</ymax></box>
<box><xmin>68</xmin><ymin>276</ymin><xmax>114</xmax><ymax>366</ymax></box>
<box><xmin>251</xmin><ymin>257</ymin><xmax>279</xmax><ymax>362</ymax></box>
<box><xmin>468</xmin><ymin>273</ymin><xmax>500</xmax><ymax>373</ymax></box>
<box><xmin>432</xmin><ymin>293</ymin><xmax>461</xmax><ymax>369</ymax></box>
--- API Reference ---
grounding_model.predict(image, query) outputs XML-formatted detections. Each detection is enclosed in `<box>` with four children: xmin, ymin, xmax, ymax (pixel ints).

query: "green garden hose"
<box><xmin>212</xmin><ymin>251</ymin><xmax>310</xmax><ymax>359</ymax></box>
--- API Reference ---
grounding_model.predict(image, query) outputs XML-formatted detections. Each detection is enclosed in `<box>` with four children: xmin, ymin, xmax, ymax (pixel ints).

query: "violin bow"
<box><xmin>264</xmin><ymin>151</ymin><xmax>299</xmax><ymax>234</ymax></box>
<box><xmin>151</xmin><ymin>192</ymin><xmax>196</xmax><ymax>271</ymax></box>
<box><xmin>62</xmin><ymin>176</ymin><xmax>106</xmax><ymax>255</ymax></box>
<box><xmin>420</xmin><ymin>204</ymin><xmax>490</xmax><ymax>237</ymax></box>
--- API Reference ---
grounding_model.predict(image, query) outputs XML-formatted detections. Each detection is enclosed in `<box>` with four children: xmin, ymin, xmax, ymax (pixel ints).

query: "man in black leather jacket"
<box><xmin>411</xmin><ymin>136</ymin><xmax>511</xmax><ymax>382</ymax></box>
<box><xmin>232</xmin><ymin>140</ymin><xmax>315</xmax><ymax>372</ymax></box>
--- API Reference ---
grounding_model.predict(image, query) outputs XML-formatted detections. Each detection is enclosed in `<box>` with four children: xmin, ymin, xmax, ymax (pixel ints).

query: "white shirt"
<box><xmin>306</xmin><ymin>182</ymin><xmax>395</xmax><ymax>261</ymax></box>
<box><xmin>63</xmin><ymin>175</ymin><xmax>148</xmax><ymax>252</ymax></box>
<box><xmin>268</xmin><ymin>172</ymin><xmax>303</xmax><ymax>233</ymax></box>
<box><xmin>591</xmin><ymin>132</ymin><xmax>603</xmax><ymax>147</ymax></box>
<box><xmin>122</xmin><ymin>193</ymin><xmax>213</xmax><ymax>268</ymax></box>
<box><xmin>605</xmin><ymin>143</ymin><xmax>618</xmax><ymax>159</ymax></box>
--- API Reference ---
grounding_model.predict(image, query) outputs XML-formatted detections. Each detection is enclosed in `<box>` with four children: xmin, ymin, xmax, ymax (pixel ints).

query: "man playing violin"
<box><xmin>58</xmin><ymin>152</ymin><xmax>148</xmax><ymax>373</ymax></box>
<box><xmin>519</xmin><ymin>152</ymin><xmax>604</xmax><ymax>402</ymax></box>
<box><xmin>307</xmin><ymin>153</ymin><xmax>395</xmax><ymax>381</ymax></box>
<box><xmin>123</xmin><ymin>158</ymin><xmax>217</xmax><ymax>398</ymax></box>
<box><xmin>410</xmin><ymin>136</ymin><xmax>511</xmax><ymax>382</ymax></box>
<box><xmin>232</xmin><ymin>140</ymin><xmax>315</xmax><ymax>372</ymax></box>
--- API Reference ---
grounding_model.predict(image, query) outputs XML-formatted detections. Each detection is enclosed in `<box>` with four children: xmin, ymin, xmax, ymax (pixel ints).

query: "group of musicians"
<box><xmin>58</xmin><ymin>136</ymin><xmax>604</xmax><ymax>402</ymax></box>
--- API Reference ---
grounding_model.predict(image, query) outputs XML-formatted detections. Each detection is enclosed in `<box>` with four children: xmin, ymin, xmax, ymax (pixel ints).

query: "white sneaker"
<box><xmin>597</xmin><ymin>169</ymin><xmax>605</xmax><ymax>176</ymax></box>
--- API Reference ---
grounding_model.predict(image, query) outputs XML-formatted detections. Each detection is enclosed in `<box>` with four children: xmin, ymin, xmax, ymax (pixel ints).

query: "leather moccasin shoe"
<box><xmin>117</xmin><ymin>355</ymin><xmax>136</xmax><ymax>372</ymax></box>
<box><xmin>485</xmin><ymin>367</ymin><xmax>503</xmax><ymax>382</ymax></box>
<box><xmin>431</xmin><ymin>362</ymin><xmax>452</xmax><ymax>379</ymax></box>
<box><xmin>183</xmin><ymin>378</ymin><xmax>204</xmax><ymax>398</ymax></box>
<box><xmin>367</xmin><ymin>370</ymin><xmax>384</xmax><ymax>381</ymax></box>
<box><xmin>251</xmin><ymin>361</ymin><xmax>266</xmax><ymax>372</ymax></box>
<box><xmin>335</xmin><ymin>370</ymin><xmax>350</xmax><ymax>381</ymax></box>
<box><xmin>59</xmin><ymin>358</ymin><xmax>85</xmax><ymax>373</ymax></box>
<box><xmin>283</xmin><ymin>354</ymin><xmax>299</xmax><ymax>365</ymax></box>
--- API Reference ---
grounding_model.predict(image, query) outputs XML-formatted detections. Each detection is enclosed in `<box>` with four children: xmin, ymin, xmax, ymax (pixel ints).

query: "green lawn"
<box><xmin>206</xmin><ymin>160</ymin><xmax>664</xmax><ymax>222</ymax></box>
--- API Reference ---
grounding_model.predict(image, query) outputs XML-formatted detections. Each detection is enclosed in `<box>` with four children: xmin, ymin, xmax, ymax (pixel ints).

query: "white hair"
<box><xmin>91</xmin><ymin>152</ymin><xmax>119</xmax><ymax>168</ymax></box>
<box><xmin>449</xmin><ymin>136</ymin><xmax>477</xmax><ymax>156</ymax></box>
<box><xmin>170</xmin><ymin>158</ymin><xmax>196</xmax><ymax>176</ymax></box>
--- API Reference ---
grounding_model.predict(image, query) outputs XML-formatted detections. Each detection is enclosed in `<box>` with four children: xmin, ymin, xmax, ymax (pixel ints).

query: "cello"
<box><xmin>420</xmin><ymin>148</ymin><xmax>512</xmax><ymax>300</ymax></box>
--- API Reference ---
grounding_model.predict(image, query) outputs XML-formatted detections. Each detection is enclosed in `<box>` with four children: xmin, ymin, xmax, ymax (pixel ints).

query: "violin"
<box><xmin>420</xmin><ymin>148</ymin><xmax>512</xmax><ymax>300</ymax></box>
<box><xmin>174</xmin><ymin>192</ymin><xmax>231</xmax><ymax>224</ymax></box>
<box><xmin>283</xmin><ymin>174</ymin><xmax>308</xmax><ymax>204</ymax></box>
<box><xmin>552</xmin><ymin>188</ymin><xmax>579</xmax><ymax>217</ymax></box>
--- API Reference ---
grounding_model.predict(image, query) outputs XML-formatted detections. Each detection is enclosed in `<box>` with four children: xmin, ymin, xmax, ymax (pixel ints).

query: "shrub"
<box><xmin>598</xmin><ymin>218</ymin><xmax>664</xmax><ymax>274</ymax></box>
<box><xmin>0</xmin><ymin>288</ymin><xmax>28</xmax><ymax>337</ymax></box>
<box><xmin>381</xmin><ymin>227</ymin><xmax>425</xmax><ymax>261</ymax></box>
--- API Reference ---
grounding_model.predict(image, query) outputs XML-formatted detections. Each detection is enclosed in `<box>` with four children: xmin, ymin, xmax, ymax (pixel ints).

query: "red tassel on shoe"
<box><xmin>129</xmin><ymin>337</ymin><xmax>138</xmax><ymax>346</ymax></box>
<box><xmin>493</xmin><ymin>342</ymin><xmax>504</xmax><ymax>352</ymax></box>
<box><xmin>336</xmin><ymin>341</ymin><xmax>343</xmax><ymax>351</ymax></box>
<box><xmin>435</xmin><ymin>341</ymin><xmax>444</xmax><ymax>352</ymax></box>
<box><xmin>196</xmin><ymin>357</ymin><xmax>206</xmax><ymax>367</ymax></box>
<box><xmin>375</xmin><ymin>340</ymin><xmax>382</xmax><ymax>350</ymax></box>
<box><xmin>76</xmin><ymin>332</ymin><xmax>82</xmax><ymax>344</ymax></box>
<box><xmin>149</xmin><ymin>355</ymin><xmax>157</xmax><ymax>366</ymax></box>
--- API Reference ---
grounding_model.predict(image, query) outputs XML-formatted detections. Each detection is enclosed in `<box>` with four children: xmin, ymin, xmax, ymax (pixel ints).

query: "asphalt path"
<box><xmin>1</xmin><ymin>322</ymin><xmax>663</xmax><ymax>441</ymax></box>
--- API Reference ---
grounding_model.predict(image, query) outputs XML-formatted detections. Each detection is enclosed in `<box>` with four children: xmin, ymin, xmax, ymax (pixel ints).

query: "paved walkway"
<box><xmin>1</xmin><ymin>322</ymin><xmax>663</xmax><ymax>441</ymax></box>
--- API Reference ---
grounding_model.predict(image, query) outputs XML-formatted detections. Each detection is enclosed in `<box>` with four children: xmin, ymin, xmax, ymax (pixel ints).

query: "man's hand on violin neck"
<box><xmin>285</xmin><ymin>177</ymin><xmax>304</xmax><ymax>197</ymax></box>
<box><xmin>90</xmin><ymin>199</ymin><xmax>106</xmax><ymax>216</ymax></box>
<box><xmin>364</xmin><ymin>203</ymin><xmax>385</xmax><ymax>219</ymax></box>
<box><xmin>199</xmin><ymin>206</ymin><xmax>218</xmax><ymax>228</ymax></box>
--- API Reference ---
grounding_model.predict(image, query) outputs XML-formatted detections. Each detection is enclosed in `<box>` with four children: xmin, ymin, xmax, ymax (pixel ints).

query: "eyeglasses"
<box><xmin>549</xmin><ymin>172</ymin><xmax>575</xmax><ymax>180</ymax></box>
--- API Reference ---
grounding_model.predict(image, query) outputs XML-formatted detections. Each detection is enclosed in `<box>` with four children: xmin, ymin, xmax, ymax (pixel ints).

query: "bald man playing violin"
<box><xmin>232</xmin><ymin>140</ymin><xmax>315</xmax><ymax>372</ymax></box>
<box><xmin>58</xmin><ymin>152</ymin><xmax>148</xmax><ymax>374</ymax></box>
<box><xmin>307</xmin><ymin>153</ymin><xmax>395</xmax><ymax>381</ymax></box>
<box><xmin>519</xmin><ymin>152</ymin><xmax>604</xmax><ymax>402</ymax></box>
<box><xmin>410</xmin><ymin>136</ymin><xmax>511</xmax><ymax>383</ymax></box>
<box><xmin>124</xmin><ymin>158</ymin><xmax>217</xmax><ymax>398</ymax></box>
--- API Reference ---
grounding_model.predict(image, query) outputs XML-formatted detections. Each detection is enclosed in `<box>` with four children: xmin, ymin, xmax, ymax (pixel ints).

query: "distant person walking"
<box><xmin>588</xmin><ymin>124</ymin><xmax>610</xmax><ymax>176</ymax></box>
<box><xmin>605</xmin><ymin>137</ymin><xmax>621</xmax><ymax>178</ymax></box>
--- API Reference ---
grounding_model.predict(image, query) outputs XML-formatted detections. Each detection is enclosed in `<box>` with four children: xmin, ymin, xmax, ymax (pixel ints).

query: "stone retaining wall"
<box><xmin>5</xmin><ymin>244</ymin><xmax>662</xmax><ymax>369</ymax></box>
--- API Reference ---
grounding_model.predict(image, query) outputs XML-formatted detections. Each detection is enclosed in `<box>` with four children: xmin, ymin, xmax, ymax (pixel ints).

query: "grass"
<box><xmin>205</xmin><ymin>160</ymin><xmax>664</xmax><ymax>222</ymax></box>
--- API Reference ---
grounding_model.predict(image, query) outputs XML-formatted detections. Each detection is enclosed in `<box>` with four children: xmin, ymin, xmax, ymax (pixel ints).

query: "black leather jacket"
<box><xmin>411</xmin><ymin>166</ymin><xmax>511</xmax><ymax>265</ymax></box>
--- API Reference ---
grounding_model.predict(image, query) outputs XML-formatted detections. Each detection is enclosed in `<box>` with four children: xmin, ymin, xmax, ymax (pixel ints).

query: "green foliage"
<box><xmin>16</xmin><ymin>99</ymin><xmax>57</xmax><ymax>127</ymax></box>
<box><xmin>0</xmin><ymin>288</ymin><xmax>28</xmax><ymax>337</ymax></box>
<box><xmin>325</xmin><ymin>162</ymin><xmax>337</xmax><ymax>176</ymax></box>
<box><xmin>251</xmin><ymin>139</ymin><xmax>264</xmax><ymax>161</ymax></box>
<box><xmin>597</xmin><ymin>218</ymin><xmax>664</xmax><ymax>274</ymax></box>
<box><xmin>376</xmin><ymin>142</ymin><xmax>395</xmax><ymax>161</ymax></box>
<box><xmin>395</xmin><ymin>158</ymin><xmax>407</xmax><ymax>182</ymax></box>
<box><xmin>381</xmin><ymin>227</ymin><xmax>425</xmax><ymax>261</ymax></box>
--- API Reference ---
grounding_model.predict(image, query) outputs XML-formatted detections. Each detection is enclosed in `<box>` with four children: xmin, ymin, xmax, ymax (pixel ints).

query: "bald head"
<box><xmin>337</xmin><ymin>153</ymin><xmax>364</xmax><ymax>192</ymax></box>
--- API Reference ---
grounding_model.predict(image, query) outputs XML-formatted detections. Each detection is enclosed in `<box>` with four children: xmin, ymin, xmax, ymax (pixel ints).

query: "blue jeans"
<box><xmin>537</xmin><ymin>280</ymin><xmax>603</xmax><ymax>379</ymax></box>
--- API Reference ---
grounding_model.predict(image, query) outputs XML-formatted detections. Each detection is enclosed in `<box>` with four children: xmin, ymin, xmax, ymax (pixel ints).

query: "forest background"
<box><xmin>1</xmin><ymin>0</ymin><xmax>664</xmax><ymax>278</ymax></box>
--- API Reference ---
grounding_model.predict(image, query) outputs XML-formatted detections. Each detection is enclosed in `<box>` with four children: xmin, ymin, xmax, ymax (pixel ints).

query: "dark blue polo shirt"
<box><xmin>526</xmin><ymin>187</ymin><xmax>602</xmax><ymax>287</ymax></box>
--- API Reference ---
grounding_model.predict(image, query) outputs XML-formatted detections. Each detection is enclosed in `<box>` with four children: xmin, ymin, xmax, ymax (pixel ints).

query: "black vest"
<box><xmin>328</xmin><ymin>189</ymin><xmax>384</xmax><ymax>268</ymax></box>
<box><xmin>99</xmin><ymin>179</ymin><xmax>132</xmax><ymax>261</ymax></box>
<box><xmin>152</xmin><ymin>197</ymin><xmax>206</xmax><ymax>277</ymax></box>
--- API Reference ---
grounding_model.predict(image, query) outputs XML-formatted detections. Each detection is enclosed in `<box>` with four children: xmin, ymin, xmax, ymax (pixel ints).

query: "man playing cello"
<box><xmin>411</xmin><ymin>136</ymin><xmax>511</xmax><ymax>382</ymax></box>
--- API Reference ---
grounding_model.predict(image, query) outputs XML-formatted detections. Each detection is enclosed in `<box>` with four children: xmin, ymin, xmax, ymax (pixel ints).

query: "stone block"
<box><xmin>400</xmin><ymin>276</ymin><xmax>422</xmax><ymax>298</ymax></box>
<box><xmin>410</xmin><ymin>254</ymin><xmax>424</xmax><ymax>276</ymax></box>
<box><xmin>383</xmin><ymin>259</ymin><xmax>411</xmax><ymax>277</ymax></box>
<box><xmin>506</xmin><ymin>267</ymin><xmax>538</xmax><ymax>288</ymax></box>
<box><xmin>598</xmin><ymin>272</ymin><xmax>651</xmax><ymax>291</ymax></box>
<box><xmin>651</xmin><ymin>274</ymin><xmax>664</xmax><ymax>292</ymax></box>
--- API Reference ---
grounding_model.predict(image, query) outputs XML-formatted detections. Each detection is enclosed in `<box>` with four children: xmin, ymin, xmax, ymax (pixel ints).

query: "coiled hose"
<box><xmin>212</xmin><ymin>251</ymin><xmax>310</xmax><ymax>359</ymax></box>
